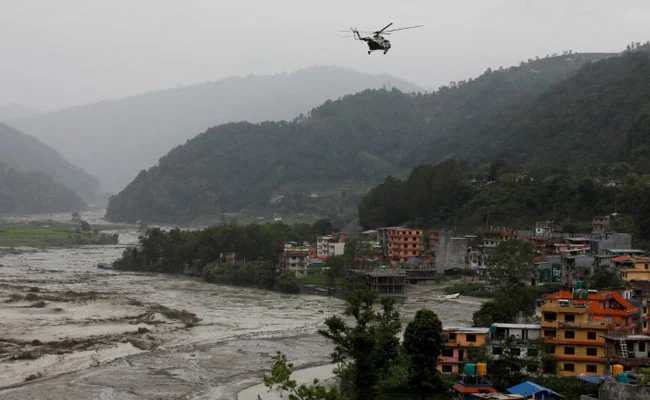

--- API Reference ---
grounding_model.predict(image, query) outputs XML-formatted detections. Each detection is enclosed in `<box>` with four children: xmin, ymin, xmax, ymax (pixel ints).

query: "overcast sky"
<box><xmin>1</xmin><ymin>0</ymin><xmax>649</xmax><ymax>111</ymax></box>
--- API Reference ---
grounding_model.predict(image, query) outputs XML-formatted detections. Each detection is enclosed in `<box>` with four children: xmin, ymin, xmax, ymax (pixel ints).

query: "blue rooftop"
<box><xmin>507</xmin><ymin>381</ymin><xmax>563</xmax><ymax>399</ymax></box>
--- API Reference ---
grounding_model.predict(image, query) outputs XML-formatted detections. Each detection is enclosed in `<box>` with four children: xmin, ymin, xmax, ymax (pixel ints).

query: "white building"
<box><xmin>488</xmin><ymin>323</ymin><xmax>541</xmax><ymax>375</ymax></box>
<box><xmin>328</xmin><ymin>242</ymin><xmax>345</xmax><ymax>257</ymax></box>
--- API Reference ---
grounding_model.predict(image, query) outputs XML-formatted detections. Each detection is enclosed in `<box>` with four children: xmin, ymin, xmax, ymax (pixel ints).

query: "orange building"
<box><xmin>438</xmin><ymin>327</ymin><xmax>490</xmax><ymax>374</ymax></box>
<box><xmin>545</xmin><ymin>290</ymin><xmax>637</xmax><ymax>333</ymax></box>
<box><xmin>541</xmin><ymin>298</ymin><xmax>609</xmax><ymax>376</ymax></box>
<box><xmin>387</xmin><ymin>228</ymin><xmax>423</xmax><ymax>266</ymax></box>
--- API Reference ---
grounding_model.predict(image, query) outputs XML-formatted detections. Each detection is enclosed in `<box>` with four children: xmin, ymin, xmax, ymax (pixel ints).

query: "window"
<box><xmin>543</xmin><ymin>313</ymin><xmax>557</xmax><ymax>322</ymax></box>
<box><xmin>640</xmin><ymin>342</ymin><xmax>647</xmax><ymax>352</ymax></box>
<box><xmin>527</xmin><ymin>348</ymin><xmax>539</xmax><ymax>357</ymax></box>
<box><xmin>564</xmin><ymin>363</ymin><xmax>575</xmax><ymax>372</ymax></box>
<box><xmin>565</xmin><ymin>331</ymin><xmax>575</xmax><ymax>339</ymax></box>
<box><xmin>587</xmin><ymin>365</ymin><xmax>598</xmax><ymax>373</ymax></box>
<box><xmin>544</xmin><ymin>330</ymin><xmax>557</xmax><ymax>339</ymax></box>
<box><xmin>565</xmin><ymin>314</ymin><xmax>575</xmax><ymax>322</ymax></box>
<box><xmin>587</xmin><ymin>348</ymin><xmax>598</xmax><ymax>356</ymax></box>
<box><xmin>588</xmin><ymin>332</ymin><xmax>597</xmax><ymax>340</ymax></box>
<box><xmin>466</xmin><ymin>334</ymin><xmax>477</xmax><ymax>342</ymax></box>
<box><xmin>448</xmin><ymin>333</ymin><xmax>457</xmax><ymax>340</ymax></box>
<box><xmin>442</xmin><ymin>365</ymin><xmax>453</xmax><ymax>373</ymax></box>
<box><xmin>527</xmin><ymin>363</ymin><xmax>539</xmax><ymax>373</ymax></box>
<box><xmin>564</xmin><ymin>347</ymin><xmax>575</xmax><ymax>355</ymax></box>
<box><xmin>442</xmin><ymin>348</ymin><xmax>453</xmax><ymax>357</ymax></box>
<box><xmin>492</xmin><ymin>347</ymin><xmax>503</xmax><ymax>355</ymax></box>
<box><xmin>510</xmin><ymin>348</ymin><xmax>521</xmax><ymax>356</ymax></box>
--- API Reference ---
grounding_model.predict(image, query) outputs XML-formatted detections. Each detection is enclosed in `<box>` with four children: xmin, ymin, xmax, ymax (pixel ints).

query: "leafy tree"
<box><xmin>318</xmin><ymin>290</ymin><xmax>401</xmax><ymax>399</ymax></box>
<box><xmin>484</xmin><ymin>239</ymin><xmax>536</xmax><ymax>285</ymax></box>
<box><xmin>589</xmin><ymin>268</ymin><xmax>623</xmax><ymax>290</ymax></box>
<box><xmin>402</xmin><ymin>309</ymin><xmax>444</xmax><ymax>397</ymax></box>
<box><xmin>473</xmin><ymin>285</ymin><xmax>536</xmax><ymax>326</ymax></box>
<box><xmin>264</xmin><ymin>352</ymin><xmax>347</xmax><ymax>400</ymax></box>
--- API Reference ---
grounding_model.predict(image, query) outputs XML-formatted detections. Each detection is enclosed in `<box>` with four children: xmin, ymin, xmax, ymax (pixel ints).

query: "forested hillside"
<box><xmin>358</xmin><ymin>159</ymin><xmax>650</xmax><ymax>249</ymax></box>
<box><xmin>420</xmin><ymin>48</ymin><xmax>650</xmax><ymax>170</ymax></box>
<box><xmin>10</xmin><ymin>66</ymin><xmax>423</xmax><ymax>193</ymax></box>
<box><xmin>0</xmin><ymin>161</ymin><xmax>87</xmax><ymax>214</ymax></box>
<box><xmin>106</xmin><ymin>51</ymin><xmax>628</xmax><ymax>224</ymax></box>
<box><xmin>0</xmin><ymin>123</ymin><xmax>101</xmax><ymax>202</ymax></box>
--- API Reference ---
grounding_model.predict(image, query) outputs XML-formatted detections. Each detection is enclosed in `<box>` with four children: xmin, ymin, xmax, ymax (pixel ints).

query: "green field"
<box><xmin>299</xmin><ymin>272</ymin><xmax>345</xmax><ymax>288</ymax></box>
<box><xmin>0</xmin><ymin>224</ymin><xmax>118</xmax><ymax>247</ymax></box>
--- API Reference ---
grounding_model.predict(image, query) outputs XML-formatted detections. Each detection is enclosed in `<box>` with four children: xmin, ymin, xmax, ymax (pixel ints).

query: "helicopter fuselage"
<box><xmin>360</xmin><ymin>35</ymin><xmax>391</xmax><ymax>54</ymax></box>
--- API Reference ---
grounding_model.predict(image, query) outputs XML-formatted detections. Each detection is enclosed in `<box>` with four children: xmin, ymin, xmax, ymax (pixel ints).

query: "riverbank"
<box><xmin>0</xmin><ymin>238</ymin><xmax>483</xmax><ymax>399</ymax></box>
<box><xmin>0</xmin><ymin>221</ymin><xmax>118</xmax><ymax>247</ymax></box>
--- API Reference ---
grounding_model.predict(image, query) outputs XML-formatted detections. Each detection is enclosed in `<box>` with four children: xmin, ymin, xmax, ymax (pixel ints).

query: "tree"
<box><xmin>589</xmin><ymin>268</ymin><xmax>623</xmax><ymax>290</ymax></box>
<box><xmin>402</xmin><ymin>309</ymin><xmax>444</xmax><ymax>397</ymax></box>
<box><xmin>485</xmin><ymin>239</ymin><xmax>536</xmax><ymax>285</ymax></box>
<box><xmin>318</xmin><ymin>290</ymin><xmax>401</xmax><ymax>399</ymax></box>
<box><xmin>264</xmin><ymin>352</ymin><xmax>347</xmax><ymax>400</ymax></box>
<box><xmin>473</xmin><ymin>285</ymin><xmax>536</xmax><ymax>326</ymax></box>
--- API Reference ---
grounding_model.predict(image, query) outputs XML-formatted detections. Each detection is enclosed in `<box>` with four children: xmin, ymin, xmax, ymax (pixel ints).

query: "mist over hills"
<box><xmin>0</xmin><ymin>161</ymin><xmax>87</xmax><ymax>214</ymax></box>
<box><xmin>9</xmin><ymin>66</ymin><xmax>423</xmax><ymax>193</ymax></box>
<box><xmin>0</xmin><ymin>123</ymin><xmax>101</xmax><ymax>203</ymax></box>
<box><xmin>105</xmin><ymin>51</ymin><xmax>624</xmax><ymax>224</ymax></box>
<box><xmin>0</xmin><ymin>104</ymin><xmax>39</xmax><ymax>121</ymax></box>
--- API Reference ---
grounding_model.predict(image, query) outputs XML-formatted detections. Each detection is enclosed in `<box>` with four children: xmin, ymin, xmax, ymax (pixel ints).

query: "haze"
<box><xmin>2</xmin><ymin>0</ymin><xmax>649</xmax><ymax>111</ymax></box>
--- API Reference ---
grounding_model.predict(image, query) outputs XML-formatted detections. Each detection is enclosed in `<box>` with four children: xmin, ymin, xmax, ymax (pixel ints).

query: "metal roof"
<box><xmin>507</xmin><ymin>381</ymin><xmax>563</xmax><ymax>398</ymax></box>
<box><xmin>492</xmin><ymin>323</ymin><xmax>541</xmax><ymax>330</ymax></box>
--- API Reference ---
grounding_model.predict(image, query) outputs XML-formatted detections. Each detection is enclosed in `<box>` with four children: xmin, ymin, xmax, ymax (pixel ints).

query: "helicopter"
<box><xmin>343</xmin><ymin>22</ymin><xmax>423</xmax><ymax>55</ymax></box>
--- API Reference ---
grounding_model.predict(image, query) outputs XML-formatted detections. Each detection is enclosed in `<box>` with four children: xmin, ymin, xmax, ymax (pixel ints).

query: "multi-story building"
<box><xmin>279</xmin><ymin>245</ymin><xmax>311</xmax><ymax>278</ymax></box>
<box><xmin>541</xmin><ymin>297</ymin><xmax>609</xmax><ymax>376</ymax></box>
<box><xmin>481</xmin><ymin>231</ymin><xmax>518</xmax><ymax>252</ymax></box>
<box><xmin>428</xmin><ymin>229</ymin><xmax>441</xmax><ymax>251</ymax></box>
<box><xmin>620</xmin><ymin>257</ymin><xmax>650</xmax><ymax>282</ymax></box>
<box><xmin>387</xmin><ymin>228</ymin><xmax>423</xmax><ymax>266</ymax></box>
<box><xmin>592</xmin><ymin>216</ymin><xmax>611</xmax><ymax>234</ymax></box>
<box><xmin>545</xmin><ymin>290</ymin><xmax>637</xmax><ymax>333</ymax></box>
<box><xmin>488</xmin><ymin>324</ymin><xmax>541</xmax><ymax>375</ymax></box>
<box><xmin>328</xmin><ymin>242</ymin><xmax>345</xmax><ymax>257</ymax></box>
<box><xmin>535</xmin><ymin>221</ymin><xmax>554</xmax><ymax>238</ymax></box>
<box><xmin>604</xmin><ymin>334</ymin><xmax>650</xmax><ymax>372</ymax></box>
<box><xmin>438</xmin><ymin>327</ymin><xmax>489</xmax><ymax>374</ymax></box>
<box><xmin>316</xmin><ymin>234</ymin><xmax>345</xmax><ymax>259</ymax></box>
<box><xmin>641</xmin><ymin>298</ymin><xmax>650</xmax><ymax>334</ymax></box>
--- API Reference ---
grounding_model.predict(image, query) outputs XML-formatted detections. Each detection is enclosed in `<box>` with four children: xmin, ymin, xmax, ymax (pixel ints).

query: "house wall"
<box><xmin>435</xmin><ymin>232</ymin><xmax>468</xmax><ymax>273</ymax></box>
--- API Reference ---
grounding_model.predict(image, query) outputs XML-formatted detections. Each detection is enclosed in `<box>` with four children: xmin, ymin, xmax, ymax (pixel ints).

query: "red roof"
<box><xmin>612</xmin><ymin>256</ymin><xmax>632</xmax><ymax>263</ymax></box>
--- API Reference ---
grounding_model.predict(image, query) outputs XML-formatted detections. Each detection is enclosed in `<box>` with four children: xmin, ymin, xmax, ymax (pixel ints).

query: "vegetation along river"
<box><xmin>0</xmin><ymin>210</ymin><xmax>484</xmax><ymax>399</ymax></box>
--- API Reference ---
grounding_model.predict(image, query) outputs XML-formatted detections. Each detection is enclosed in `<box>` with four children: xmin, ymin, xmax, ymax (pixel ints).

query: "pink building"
<box><xmin>438</xmin><ymin>327</ymin><xmax>490</xmax><ymax>374</ymax></box>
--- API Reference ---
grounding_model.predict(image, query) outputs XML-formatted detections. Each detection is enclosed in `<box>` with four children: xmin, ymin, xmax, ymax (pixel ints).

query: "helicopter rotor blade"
<box><xmin>375</xmin><ymin>22</ymin><xmax>393</xmax><ymax>34</ymax></box>
<box><xmin>382</xmin><ymin>24</ymin><xmax>424</xmax><ymax>33</ymax></box>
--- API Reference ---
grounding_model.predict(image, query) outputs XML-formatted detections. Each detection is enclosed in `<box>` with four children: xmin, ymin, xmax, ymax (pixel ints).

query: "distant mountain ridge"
<box><xmin>0</xmin><ymin>104</ymin><xmax>39</xmax><ymax>121</ymax></box>
<box><xmin>0</xmin><ymin>161</ymin><xmax>87</xmax><ymax>214</ymax></box>
<box><xmin>105</xmin><ymin>51</ymin><xmax>618</xmax><ymax>224</ymax></box>
<box><xmin>9</xmin><ymin>66</ymin><xmax>423</xmax><ymax>193</ymax></box>
<box><xmin>0</xmin><ymin>123</ymin><xmax>101</xmax><ymax>202</ymax></box>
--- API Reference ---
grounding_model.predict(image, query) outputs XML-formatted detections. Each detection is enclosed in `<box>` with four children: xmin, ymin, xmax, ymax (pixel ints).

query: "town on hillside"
<box><xmin>276</xmin><ymin>215</ymin><xmax>650</xmax><ymax>398</ymax></box>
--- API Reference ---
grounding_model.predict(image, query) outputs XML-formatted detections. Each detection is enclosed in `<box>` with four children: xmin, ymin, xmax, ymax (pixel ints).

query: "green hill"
<box><xmin>0</xmin><ymin>123</ymin><xmax>101</xmax><ymax>202</ymax></box>
<box><xmin>105</xmin><ymin>51</ymin><xmax>618</xmax><ymax>224</ymax></box>
<box><xmin>0</xmin><ymin>161</ymin><xmax>87</xmax><ymax>214</ymax></box>
<box><xmin>10</xmin><ymin>66</ymin><xmax>423</xmax><ymax>193</ymax></box>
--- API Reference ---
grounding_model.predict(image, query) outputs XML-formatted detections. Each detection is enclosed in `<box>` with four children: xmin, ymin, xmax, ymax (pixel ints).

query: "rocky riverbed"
<box><xmin>0</xmin><ymin>211</ymin><xmax>484</xmax><ymax>399</ymax></box>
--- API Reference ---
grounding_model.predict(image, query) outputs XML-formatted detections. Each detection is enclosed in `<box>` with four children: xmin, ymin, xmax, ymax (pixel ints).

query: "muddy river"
<box><xmin>0</xmin><ymin>211</ymin><xmax>484</xmax><ymax>399</ymax></box>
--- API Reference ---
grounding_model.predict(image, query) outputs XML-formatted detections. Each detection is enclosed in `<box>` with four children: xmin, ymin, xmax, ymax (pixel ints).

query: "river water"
<box><xmin>0</xmin><ymin>211</ymin><xmax>484</xmax><ymax>399</ymax></box>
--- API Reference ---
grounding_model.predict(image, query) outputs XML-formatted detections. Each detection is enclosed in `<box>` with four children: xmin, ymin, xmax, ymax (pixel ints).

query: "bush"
<box><xmin>279</xmin><ymin>273</ymin><xmax>300</xmax><ymax>294</ymax></box>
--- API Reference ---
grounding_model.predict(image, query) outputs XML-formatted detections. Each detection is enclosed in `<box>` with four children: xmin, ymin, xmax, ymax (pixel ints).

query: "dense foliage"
<box><xmin>113</xmin><ymin>220</ymin><xmax>332</xmax><ymax>292</ymax></box>
<box><xmin>359</xmin><ymin>159</ymin><xmax>650</xmax><ymax>249</ymax></box>
<box><xmin>0</xmin><ymin>123</ymin><xmax>100</xmax><ymax>202</ymax></box>
<box><xmin>106</xmin><ymin>53</ymin><xmax>609</xmax><ymax>223</ymax></box>
<box><xmin>318</xmin><ymin>290</ymin><xmax>402</xmax><ymax>399</ymax></box>
<box><xmin>402</xmin><ymin>309</ymin><xmax>445</xmax><ymax>396</ymax></box>
<box><xmin>0</xmin><ymin>161</ymin><xmax>87</xmax><ymax>214</ymax></box>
